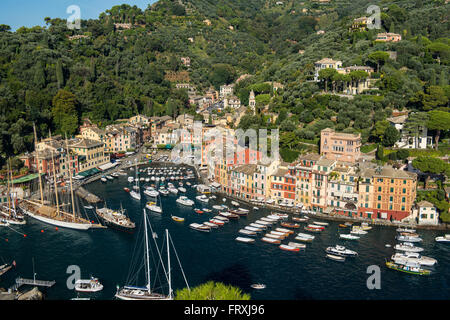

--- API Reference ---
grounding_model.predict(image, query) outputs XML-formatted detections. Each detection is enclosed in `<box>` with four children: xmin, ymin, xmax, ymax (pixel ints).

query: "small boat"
<box><xmin>272</xmin><ymin>213</ymin><xmax>288</xmax><ymax>219</ymax></box>
<box><xmin>339</xmin><ymin>224</ymin><xmax>348</xmax><ymax>228</ymax></box>
<box><xmin>219</xmin><ymin>212</ymin><xmax>239</xmax><ymax>219</ymax></box>
<box><xmin>84</xmin><ymin>205</ymin><xmax>94</xmax><ymax>210</ymax></box>
<box><xmin>222</xmin><ymin>198</ymin><xmax>227</xmax><ymax>202</ymax></box>
<box><xmin>75</xmin><ymin>277</ymin><xmax>103</xmax><ymax>292</ymax></box>
<box><xmin>265</xmin><ymin>233</ymin><xmax>284</xmax><ymax>240</ymax></box>
<box><xmin>239</xmin><ymin>229</ymin><xmax>257</xmax><ymax>236</ymax></box>
<box><xmin>106</xmin><ymin>175</ymin><xmax>114</xmax><ymax>180</ymax></box>
<box><xmin>236</xmin><ymin>237</ymin><xmax>255</xmax><ymax>243</ymax></box>
<box><xmin>146</xmin><ymin>202</ymin><xmax>162</xmax><ymax>214</ymax></box>
<box><xmin>396</xmin><ymin>227</ymin><xmax>416</xmax><ymax>233</ymax></box>
<box><xmin>255</xmin><ymin>220</ymin><xmax>272</xmax><ymax>226</ymax></box>
<box><xmin>101</xmin><ymin>177</ymin><xmax>107</xmax><ymax>183</ymax></box>
<box><xmin>231</xmin><ymin>201</ymin><xmax>239</xmax><ymax>207</ymax></box>
<box><xmin>253</xmin><ymin>207</ymin><xmax>259</xmax><ymax>210</ymax></box>
<box><xmin>212</xmin><ymin>205</ymin><xmax>223</xmax><ymax>210</ymax></box>
<box><xmin>385</xmin><ymin>261</ymin><xmax>431</xmax><ymax>275</ymax></box>
<box><xmin>399</xmin><ymin>232</ymin><xmax>420</xmax><ymax>238</ymax></box>
<box><xmin>144</xmin><ymin>189</ymin><xmax>159</xmax><ymax>198</ymax></box>
<box><xmin>214</xmin><ymin>216</ymin><xmax>229</xmax><ymax>222</ymax></box>
<box><xmin>127</xmin><ymin>177</ymin><xmax>134</xmax><ymax>183</ymax></box>
<box><xmin>123</xmin><ymin>187</ymin><xmax>130</xmax><ymax>193</ymax></box>
<box><xmin>189</xmin><ymin>223</ymin><xmax>210</xmax><ymax>232</ymax></box>
<box><xmin>245</xmin><ymin>226</ymin><xmax>262</xmax><ymax>232</ymax></box>
<box><xmin>171</xmin><ymin>216</ymin><xmax>185</xmax><ymax>222</ymax></box>
<box><xmin>279</xmin><ymin>244</ymin><xmax>300</xmax><ymax>252</ymax></box>
<box><xmin>287</xmin><ymin>242</ymin><xmax>306</xmax><ymax>249</ymax></box>
<box><xmin>194</xmin><ymin>209</ymin><xmax>204</xmax><ymax>214</ymax></box>
<box><xmin>339</xmin><ymin>234</ymin><xmax>359</xmax><ymax>240</ymax></box>
<box><xmin>307</xmin><ymin>224</ymin><xmax>325</xmax><ymax>230</ymax></box>
<box><xmin>280</xmin><ymin>222</ymin><xmax>300</xmax><ymax>229</ymax></box>
<box><xmin>202</xmin><ymin>208</ymin><xmax>212</xmax><ymax>213</ymax></box>
<box><xmin>360</xmin><ymin>223</ymin><xmax>372</xmax><ymax>231</ymax></box>
<box><xmin>0</xmin><ymin>263</ymin><xmax>13</xmax><ymax>277</ymax></box>
<box><xmin>261</xmin><ymin>237</ymin><xmax>281</xmax><ymax>244</ymax></box>
<box><xmin>435</xmin><ymin>234</ymin><xmax>450</xmax><ymax>243</ymax></box>
<box><xmin>178</xmin><ymin>187</ymin><xmax>187</xmax><ymax>193</ymax></box>
<box><xmin>129</xmin><ymin>190</ymin><xmax>141</xmax><ymax>201</ymax></box>
<box><xmin>275</xmin><ymin>227</ymin><xmax>294</xmax><ymax>235</ymax></box>
<box><xmin>250</xmin><ymin>284</ymin><xmax>266</xmax><ymax>289</ymax></box>
<box><xmin>350</xmin><ymin>229</ymin><xmax>368</xmax><ymax>235</ymax></box>
<box><xmin>176</xmin><ymin>196</ymin><xmax>194</xmax><ymax>206</ymax></box>
<box><xmin>196</xmin><ymin>195</ymin><xmax>209</xmax><ymax>203</ymax></box>
<box><xmin>261</xmin><ymin>217</ymin><xmax>277</xmax><ymax>223</ymax></box>
<box><xmin>313</xmin><ymin>221</ymin><xmax>328</xmax><ymax>227</ymax></box>
<box><xmin>327</xmin><ymin>254</ymin><xmax>345</xmax><ymax>262</ymax></box>
<box><xmin>304</xmin><ymin>226</ymin><xmax>322</xmax><ymax>233</ymax></box>
<box><xmin>209</xmin><ymin>219</ymin><xmax>224</xmax><ymax>226</ymax></box>
<box><xmin>204</xmin><ymin>221</ymin><xmax>219</xmax><ymax>229</ymax></box>
<box><xmin>250</xmin><ymin>223</ymin><xmax>267</xmax><ymax>230</ymax></box>
<box><xmin>292</xmin><ymin>216</ymin><xmax>309</xmax><ymax>222</ymax></box>
<box><xmin>270</xmin><ymin>231</ymin><xmax>287</xmax><ymax>237</ymax></box>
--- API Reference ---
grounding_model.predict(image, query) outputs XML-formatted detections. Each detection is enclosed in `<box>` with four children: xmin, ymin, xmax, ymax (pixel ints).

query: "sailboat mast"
<box><xmin>65</xmin><ymin>135</ymin><xmax>76</xmax><ymax>218</ymax></box>
<box><xmin>166</xmin><ymin>229</ymin><xmax>172</xmax><ymax>299</ymax></box>
<box><xmin>6</xmin><ymin>159</ymin><xmax>11</xmax><ymax>215</ymax></box>
<box><xmin>51</xmin><ymin>151</ymin><xmax>60</xmax><ymax>216</ymax></box>
<box><xmin>143</xmin><ymin>209</ymin><xmax>151</xmax><ymax>294</ymax></box>
<box><xmin>9</xmin><ymin>158</ymin><xmax>15</xmax><ymax>216</ymax></box>
<box><xmin>33</xmin><ymin>124</ymin><xmax>44</xmax><ymax>204</ymax></box>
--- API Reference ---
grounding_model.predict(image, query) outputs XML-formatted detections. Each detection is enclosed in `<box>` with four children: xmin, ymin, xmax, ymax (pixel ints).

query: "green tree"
<box><xmin>56</xmin><ymin>59</ymin><xmax>64</xmax><ymax>89</ymax></box>
<box><xmin>402</xmin><ymin>112</ymin><xmax>429</xmax><ymax>149</ymax></box>
<box><xmin>51</xmin><ymin>90</ymin><xmax>79</xmax><ymax>135</ymax></box>
<box><xmin>175</xmin><ymin>281</ymin><xmax>250</xmax><ymax>300</ymax></box>
<box><xmin>367</xmin><ymin>51</ymin><xmax>390</xmax><ymax>72</ymax></box>
<box><xmin>382</xmin><ymin>126</ymin><xmax>400</xmax><ymax>147</ymax></box>
<box><xmin>427</xmin><ymin>110</ymin><xmax>450</xmax><ymax>149</ymax></box>
<box><xmin>318</xmin><ymin>68</ymin><xmax>338</xmax><ymax>93</ymax></box>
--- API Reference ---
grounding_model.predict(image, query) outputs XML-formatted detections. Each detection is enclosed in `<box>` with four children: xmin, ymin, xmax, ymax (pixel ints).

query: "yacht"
<box><xmin>75</xmin><ymin>277</ymin><xmax>104</xmax><ymax>292</ymax></box>
<box><xmin>176</xmin><ymin>196</ymin><xmax>194</xmax><ymax>206</ymax></box>
<box><xmin>396</xmin><ymin>235</ymin><xmax>422</xmax><ymax>243</ymax></box>
<box><xmin>391</xmin><ymin>252</ymin><xmax>437</xmax><ymax>267</ymax></box>
<box><xmin>394</xmin><ymin>242</ymin><xmax>424</xmax><ymax>252</ymax></box>
<box><xmin>325</xmin><ymin>245</ymin><xmax>358</xmax><ymax>257</ymax></box>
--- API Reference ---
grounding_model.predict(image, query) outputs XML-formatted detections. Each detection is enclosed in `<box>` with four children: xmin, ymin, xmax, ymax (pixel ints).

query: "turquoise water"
<box><xmin>0</xmin><ymin>164</ymin><xmax>449</xmax><ymax>300</ymax></box>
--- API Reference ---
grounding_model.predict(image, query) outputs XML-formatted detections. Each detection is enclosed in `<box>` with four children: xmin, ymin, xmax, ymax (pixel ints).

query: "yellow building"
<box><xmin>69</xmin><ymin>138</ymin><xmax>109</xmax><ymax>173</ymax></box>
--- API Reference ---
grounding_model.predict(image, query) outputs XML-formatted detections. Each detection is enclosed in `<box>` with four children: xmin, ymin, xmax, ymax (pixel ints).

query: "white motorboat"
<box><xmin>202</xmin><ymin>208</ymin><xmax>212</xmax><ymax>213</ymax></box>
<box><xmin>391</xmin><ymin>252</ymin><xmax>437</xmax><ymax>266</ymax></box>
<box><xmin>144</xmin><ymin>189</ymin><xmax>159</xmax><ymax>198</ymax></box>
<box><xmin>279</xmin><ymin>244</ymin><xmax>300</xmax><ymax>252</ymax></box>
<box><xmin>159</xmin><ymin>188</ymin><xmax>169</xmax><ymax>196</ymax></box>
<box><xmin>196</xmin><ymin>195</ymin><xmax>209</xmax><ymax>203</ymax></box>
<box><xmin>238</xmin><ymin>229</ymin><xmax>257</xmax><ymax>236</ymax></box>
<box><xmin>396</xmin><ymin>235</ymin><xmax>422</xmax><ymax>243</ymax></box>
<box><xmin>75</xmin><ymin>277</ymin><xmax>103</xmax><ymax>292</ymax></box>
<box><xmin>168</xmin><ymin>187</ymin><xmax>179</xmax><ymax>194</ymax></box>
<box><xmin>261</xmin><ymin>237</ymin><xmax>281</xmax><ymax>244</ymax></box>
<box><xmin>231</xmin><ymin>201</ymin><xmax>239</xmax><ymax>207</ymax></box>
<box><xmin>350</xmin><ymin>229</ymin><xmax>368</xmax><ymax>235</ymax></box>
<box><xmin>250</xmin><ymin>283</ymin><xmax>266</xmax><ymax>289</ymax></box>
<box><xmin>178</xmin><ymin>187</ymin><xmax>187</xmax><ymax>193</ymax></box>
<box><xmin>128</xmin><ymin>177</ymin><xmax>134</xmax><ymax>183</ymax></box>
<box><xmin>245</xmin><ymin>226</ymin><xmax>262</xmax><ymax>232</ymax></box>
<box><xmin>203</xmin><ymin>221</ymin><xmax>219</xmax><ymax>229</ymax></box>
<box><xmin>101</xmin><ymin>177</ymin><xmax>107</xmax><ymax>183</ymax></box>
<box><xmin>394</xmin><ymin>242</ymin><xmax>424</xmax><ymax>252</ymax></box>
<box><xmin>212</xmin><ymin>205</ymin><xmax>223</xmax><ymax>210</ymax></box>
<box><xmin>396</xmin><ymin>227</ymin><xmax>416</xmax><ymax>233</ymax></box>
<box><xmin>213</xmin><ymin>216</ymin><xmax>229</xmax><ymax>222</ymax></box>
<box><xmin>255</xmin><ymin>220</ymin><xmax>272</xmax><ymax>226</ymax></box>
<box><xmin>435</xmin><ymin>234</ymin><xmax>450</xmax><ymax>243</ymax></box>
<box><xmin>176</xmin><ymin>196</ymin><xmax>194</xmax><ymax>206</ymax></box>
<box><xmin>146</xmin><ymin>202</ymin><xmax>162</xmax><ymax>214</ymax></box>
<box><xmin>312</xmin><ymin>221</ymin><xmax>329</xmax><ymax>227</ymax></box>
<box><xmin>250</xmin><ymin>223</ymin><xmax>267</xmax><ymax>230</ymax></box>
<box><xmin>327</xmin><ymin>254</ymin><xmax>345</xmax><ymax>262</ymax></box>
<box><xmin>287</xmin><ymin>242</ymin><xmax>306</xmax><ymax>249</ymax></box>
<box><xmin>326</xmin><ymin>245</ymin><xmax>358</xmax><ymax>257</ymax></box>
<box><xmin>130</xmin><ymin>190</ymin><xmax>141</xmax><ymax>201</ymax></box>
<box><xmin>339</xmin><ymin>234</ymin><xmax>360</xmax><ymax>240</ymax></box>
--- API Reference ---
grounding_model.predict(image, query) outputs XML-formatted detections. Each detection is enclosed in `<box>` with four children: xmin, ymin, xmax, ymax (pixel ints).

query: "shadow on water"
<box><xmin>203</xmin><ymin>263</ymin><xmax>253</xmax><ymax>291</ymax></box>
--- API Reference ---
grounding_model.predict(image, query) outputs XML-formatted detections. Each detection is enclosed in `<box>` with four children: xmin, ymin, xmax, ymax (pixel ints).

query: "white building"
<box><xmin>314</xmin><ymin>58</ymin><xmax>343</xmax><ymax>81</ymax></box>
<box><xmin>220</xmin><ymin>84</ymin><xmax>234</xmax><ymax>98</ymax></box>
<box><xmin>414</xmin><ymin>201</ymin><xmax>439</xmax><ymax>225</ymax></box>
<box><xmin>387</xmin><ymin>114</ymin><xmax>433</xmax><ymax>149</ymax></box>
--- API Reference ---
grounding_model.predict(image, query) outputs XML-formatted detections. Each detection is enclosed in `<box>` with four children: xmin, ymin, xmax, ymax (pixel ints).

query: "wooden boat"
<box><xmin>245</xmin><ymin>226</ymin><xmax>262</xmax><ymax>232</ymax></box>
<box><xmin>239</xmin><ymin>229</ymin><xmax>257</xmax><ymax>236</ymax></box>
<box><xmin>236</xmin><ymin>237</ymin><xmax>255</xmax><ymax>243</ymax></box>
<box><xmin>292</xmin><ymin>216</ymin><xmax>309</xmax><ymax>222</ymax></box>
<box><xmin>313</xmin><ymin>221</ymin><xmax>329</xmax><ymax>227</ymax></box>
<box><xmin>304</xmin><ymin>226</ymin><xmax>322</xmax><ymax>233</ymax></box>
<box><xmin>204</xmin><ymin>221</ymin><xmax>219</xmax><ymax>229</ymax></box>
<box><xmin>189</xmin><ymin>223</ymin><xmax>211</xmax><ymax>232</ymax></box>
<box><xmin>123</xmin><ymin>187</ymin><xmax>130</xmax><ymax>192</ymax></box>
<box><xmin>171</xmin><ymin>216</ymin><xmax>185</xmax><ymax>222</ymax></box>
<box><xmin>255</xmin><ymin>220</ymin><xmax>272</xmax><ymax>226</ymax></box>
<box><xmin>385</xmin><ymin>261</ymin><xmax>431</xmax><ymax>275</ymax></box>
<box><xmin>279</xmin><ymin>244</ymin><xmax>300</xmax><ymax>252</ymax></box>
<box><xmin>339</xmin><ymin>224</ymin><xmax>348</xmax><ymax>228</ymax></box>
<box><xmin>209</xmin><ymin>219</ymin><xmax>224</xmax><ymax>226</ymax></box>
<box><xmin>265</xmin><ymin>233</ymin><xmax>285</xmax><ymax>240</ymax></box>
<box><xmin>270</xmin><ymin>230</ymin><xmax>288</xmax><ymax>237</ymax></box>
<box><xmin>307</xmin><ymin>224</ymin><xmax>325</xmax><ymax>230</ymax></box>
<box><xmin>327</xmin><ymin>254</ymin><xmax>345</xmax><ymax>262</ymax></box>
<box><xmin>287</xmin><ymin>242</ymin><xmax>306</xmax><ymax>249</ymax></box>
<box><xmin>275</xmin><ymin>227</ymin><xmax>294</xmax><ymax>235</ymax></box>
<box><xmin>280</xmin><ymin>222</ymin><xmax>300</xmax><ymax>229</ymax></box>
<box><xmin>194</xmin><ymin>209</ymin><xmax>204</xmax><ymax>214</ymax></box>
<box><xmin>250</xmin><ymin>223</ymin><xmax>267</xmax><ymax>230</ymax></box>
<box><xmin>261</xmin><ymin>237</ymin><xmax>281</xmax><ymax>244</ymax></box>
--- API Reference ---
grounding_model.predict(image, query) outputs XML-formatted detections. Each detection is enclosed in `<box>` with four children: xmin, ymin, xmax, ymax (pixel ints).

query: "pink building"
<box><xmin>320</xmin><ymin>128</ymin><xmax>361</xmax><ymax>163</ymax></box>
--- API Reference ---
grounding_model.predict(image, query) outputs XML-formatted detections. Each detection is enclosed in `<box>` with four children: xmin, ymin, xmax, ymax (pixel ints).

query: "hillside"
<box><xmin>0</xmin><ymin>0</ymin><xmax>448</xmax><ymax>167</ymax></box>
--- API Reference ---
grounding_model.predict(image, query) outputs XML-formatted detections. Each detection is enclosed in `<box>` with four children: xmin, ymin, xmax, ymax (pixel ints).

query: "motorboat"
<box><xmin>196</xmin><ymin>195</ymin><xmax>209</xmax><ymax>203</ymax></box>
<box><xmin>159</xmin><ymin>189</ymin><xmax>169</xmax><ymax>196</ymax></box>
<box><xmin>212</xmin><ymin>205</ymin><xmax>223</xmax><ymax>210</ymax></box>
<box><xmin>101</xmin><ymin>177</ymin><xmax>107</xmax><ymax>183</ymax></box>
<box><xmin>128</xmin><ymin>177</ymin><xmax>134</xmax><ymax>183</ymax></box>
<box><xmin>275</xmin><ymin>228</ymin><xmax>294</xmax><ymax>235</ymax></box>
<box><xmin>385</xmin><ymin>261</ymin><xmax>431</xmax><ymax>275</ymax></box>
<box><xmin>294</xmin><ymin>234</ymin><xmax>314</xmax><ymax>242</ymax></box>
<box><xmin>75</xmin><ymin>277</ymin><xmax>104</xmax><ymax>292</ymax></box>
<box><xmin>292</xmin><ymin>216</ymin><xmax>309</xmax><ymax>222</ymax></box>
<box><xmin>176</xmin><ymin>196</ymin><xmax>194</xmax><ymax>206</ymax></box>
<box><xmin>178</xmin><ymin>187</ymin><xmax>187</xmax><ymax>193</ymax></box>
<box><xmin>171</xmin><ymin>216</ymin><xmax>185</xmax><ymax>222</ymax></box>
<box><xmin>204</xmin><ymin>221</ymin><xmax>219</xmax><ymax>229</ymax></box>
<box><xmin>307</xmin><ymin>224</ymin><xmax>325</xmax><ymax>230</ymax></box>
<box><xmin>209</xmin><ymin>219</ymin><xmax>224</xmax><ymax>226</ymax></box>
<box><xmin>123</xmin><ymin>187</ymin><xmax>130</xmax><ymax>193</ymax></box>
<box><xmin>396</xmin><ymin>235</ymin><xmax>422</xmax><ymax>243</ymax></box>
<box><xmin>339</xmin><ymin>234</ymin><xmax>360</xmax><ymax>240</ymax></box>
<box><xmin>106</xmin><ymin>175</ymin><xmax>114</xmax><ymax>180</ymax></box>
<box><xmin>396</xmin><ymin>227</ymin><xmax>416</xmax><ymax>233</ymax></box>
<box><xmin>168</xmin><ymin>187</ymin><xmax>179</xmax><ymax>194</ymax></box>
<box><xmin>146</xmin><ymin>202</ymin><xmax>162</xmax><ymax>214</ymax></box>
<box><xmin>245</xmin><ymin>226</ymin><xmax>262</xmax><ymax>233</ymax></box>
<box><xmin>304</xmin><ymin>226</ymin><xmax>322</xmax><ymax>233</ymax></box>
<box><xmin>84</xmin><ymin>205</ymin><xmax>94</xmax><ymax>210</ymax></box>
<box><xmin>213</xmin><ymin>216</ymin><xmax>229</xmax><ymax>222</ymax></box>
<box><xmin>238</xmin><ymin>229</ymin><xmax>257</xmax><ymax>236</ymax></box>
<box><xmin>144</xmin><ymin>188</ymin><xmax>159</xmax><ymax>198</ymax></box>
<box><xmin>250</xmin><ymin>284</ymin><xmax>266</xmax><ymax>289</ymax></box>
<box><xmin>130</xmin><ymin>190</ymin><xmax>141</xmax><ymax>201</ymax></box>
<box><xmin>394</xmin><ymin>242</ymin><xmax>424</xmax><ymax>253</ymax></box>
<box><xmin>250</xmin><ymin>223</ymin><xmax>267</xmax><ymax>230</ymax></box>
<box><xmin>350</xmin><ymin>228</ymin><xmax>368</xmax><ymax>235</ymax></box>
<box><xmin>326</xmin><ymin>254</ymin><xmax>345</xmax><ymax>262</ymax></box>
<box><xmin>325</xmin><ymin>245</ymin><xmax>358</xmax><ymax>257</ymax></box>
<box><xmin>255</xmin><ymin>220</ymin><xmax>272</xmax><ymax>226</ymax></box>
<box><xmin>391</xmin><ymin>252</ymin><xmax>437</xmax><ymax>267</ymax></box>
<box><xmin>280</xmin><ymin>222</ymin><xmax>300</xmax><ymax>229</ymax></box>
<box><xmin>435</xmin><ymin>234</ymin><xmax>450</xmax><ymax>243</ymax></box>
<box><xmin>202</xmin><ymin>208</ymin><xmax>212</xmax><ymax>213</ymax></box>
<box><xmin>219</xmin><ymin>212</ymin><xmax>239</xmax><ymax>219</ymax></box>
<box><xmin>231</xmin><ymin>201</ymin><xmax>239</xmax><ymax>207</ymax></box>
<box><xmin>194</xmin><ymin>209</ymin><xmax>204</xmax><ymax>214</ymax></box>
<box><xmin>312</xmin><ymin>221</ymin><xmax>328</xmax><ymax>227</ymax></box>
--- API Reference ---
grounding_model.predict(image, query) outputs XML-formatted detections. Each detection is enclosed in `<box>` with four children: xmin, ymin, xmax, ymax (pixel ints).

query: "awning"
<box><xmin>98</xmin><ymin>162</ymin><xmax>118</xmax><ymax>171</ymax></box>
<box><xmin>77</xmin><ymin>168</ymin><xmax>101</xmax><ymax>177</ymax></box>
<box><xmin>11</xmin><ymin>173</ymin><xmax>44</xmax><ymax>184</ymax></box>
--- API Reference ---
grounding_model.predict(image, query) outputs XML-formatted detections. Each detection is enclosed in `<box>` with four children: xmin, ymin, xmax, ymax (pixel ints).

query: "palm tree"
<box><xmin>175</xmin><ymin>281</ymin><xmax>251</xmax><ymax>300</ymax></box>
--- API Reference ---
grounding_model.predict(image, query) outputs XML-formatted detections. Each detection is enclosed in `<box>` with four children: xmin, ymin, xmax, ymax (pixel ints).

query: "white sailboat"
<box><xmin>115</xmin><ymin>209</ymin><xmax>189</xmax><ymax>300</ymax></box>
<box><xmin>0</xmin><ymin>158</ymin><xmax>26</xmax><ymax>225</ymax></box>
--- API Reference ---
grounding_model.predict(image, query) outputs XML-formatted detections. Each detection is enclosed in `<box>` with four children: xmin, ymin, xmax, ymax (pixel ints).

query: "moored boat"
<box><xmin>236</xmin><ymin>237</ymin><xmax>255</xmax><ymax>243</ymax></box>
<box><xmin>280</xmin><ymin>222</ymin><xmax>300</xmax><ymax>228</ymax></box>
<box><xmin>75</xmin><ymin>277</ymin><xmax>103</xmax><ymax>292</ymax></box>
<box><xmin>261</xmin><ymin>237</ymin><xmax>281</xmax><ymax>244</ymax></box>
<box><xmin>435</xmin><ymin>234</ymin><xmax>450</xmax><ymax>243</ymax></box>
<box><xmin>325</xmin><ymin>245</ymin><xmax>358</xmax><ymax>257</ymax></box>
<box><xmin>189</xmin><ymin>223</ymin><xmax>210</xmax><ymax>232</ymax></box>
<box><xmin>279</xmin><ymin>244</ymin><xmax>300</xmax><ymax>252</ymax></box>
<box><xmin>287</xmin><ymin>242</ymin><xmax>306</xmax><ymax>249</ymax></box>
<box><xmin>339</xmin><ymin>234</ymin><xmax>359</xmax><ymax>240</ymax></box>
<box><xmin>327</xmin><ymin>254</ymin><xmax>345</xmax><ymax>262</ymax></box>
<box><xmin>385</xmin><ymin>261</ymin><xmax>431</xmax><ymax>275</ymax></box>
<box><xmin>171</xmin><ymin>216</ymin><xmax>185</xmax><ymax>222</ymax></box>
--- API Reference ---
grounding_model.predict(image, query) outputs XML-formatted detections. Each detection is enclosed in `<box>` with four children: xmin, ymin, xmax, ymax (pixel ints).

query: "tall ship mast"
<box><xmin>0</xmin><ymin>158</ymin><xmax>26</xmax><ymax>225</ymax></box>
<box><xmin>19</xmin><ymin>126</ymin><xmax>98</xmax><ymax>230</ymax></box>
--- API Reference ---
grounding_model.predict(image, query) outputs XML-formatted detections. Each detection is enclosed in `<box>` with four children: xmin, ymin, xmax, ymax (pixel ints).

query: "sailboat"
<box><xmin>146</xmin><ymin>194</ymin><xmax>163</xmax><ymax>214</ymax></box>
<box><xmin>19</xmin><ymin>128</ymin><xmax>97</xmax><ymax>230</ymax></box>
<box><xmin>115</xmin><ymin>209</ymin><xmax>189</xmax><ymax>300</ymax></box>
<box><xmin>0</xmin><ymin>158</ymin><xmax>26</xmax><ymax>225</ymax></box>
<box><xmin>129</xmin><ymin>160</ymin><xmax>141</xmax><ymax>201</ymax></box>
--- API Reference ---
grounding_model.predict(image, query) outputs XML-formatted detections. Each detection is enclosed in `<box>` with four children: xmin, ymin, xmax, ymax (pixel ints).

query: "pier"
<box><xmin>9</xmin><ymin>277</ymin><xmax>55</xmax><ymax>292</ymax></box>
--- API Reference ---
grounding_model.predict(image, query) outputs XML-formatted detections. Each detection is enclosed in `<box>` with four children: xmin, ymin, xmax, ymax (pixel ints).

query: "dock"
<box><xmin>10</xmin><ymin>277</ymin><xmax>55</xmax><ymax>291</ymax></box>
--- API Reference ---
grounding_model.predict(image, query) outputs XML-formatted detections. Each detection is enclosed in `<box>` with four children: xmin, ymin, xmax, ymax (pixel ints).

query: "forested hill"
<box><xmin>0</xmin><ymin>0</ymin><xmax>449</xmax><ymax>167</ymax></box>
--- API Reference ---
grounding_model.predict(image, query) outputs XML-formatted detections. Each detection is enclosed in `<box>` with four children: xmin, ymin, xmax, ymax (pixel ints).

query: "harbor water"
<box><xmin>0</xmin><ymin>164</ymin><xmax>449</xmax><ymax>300</ymax></box>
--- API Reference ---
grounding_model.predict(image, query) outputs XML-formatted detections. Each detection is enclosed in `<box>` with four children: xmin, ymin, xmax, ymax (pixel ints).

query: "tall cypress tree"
<box><xmin>56</xmin><ymin>59</ymin><xmax>64</xmax><ymax>89</ymax></box>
